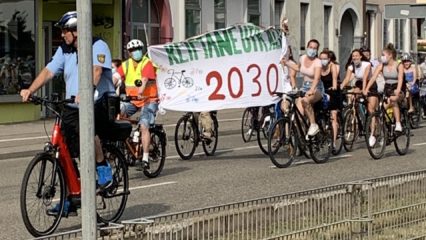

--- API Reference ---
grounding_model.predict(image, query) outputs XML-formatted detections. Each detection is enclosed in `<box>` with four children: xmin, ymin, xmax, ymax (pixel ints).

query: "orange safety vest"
<box><xmin>122</xmin><ymin>56</ymin><xmax>158</xmax><ymax>107</ymax></box>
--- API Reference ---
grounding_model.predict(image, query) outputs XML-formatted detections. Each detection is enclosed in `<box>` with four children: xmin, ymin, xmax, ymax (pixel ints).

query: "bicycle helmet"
<box><xmin>55</xmin><ymin>11</ymin><xmax>77</xmax><ymax>30</ymax></box>
<box><xmin>401</xmin><ymin>52</ymin><xmax>412</xmax><ymax>62</ymax></box>
<box><xmin>126</xmin><ymin>39</ymin><xmax>144</xmax><ymax>50</ymax></box>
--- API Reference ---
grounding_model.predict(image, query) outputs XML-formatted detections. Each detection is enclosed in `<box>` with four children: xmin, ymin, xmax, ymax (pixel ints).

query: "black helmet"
<box><xmin>55</xmin><ymin>11</ymin><xmax>77</xmax><ymax>30</ymax></box>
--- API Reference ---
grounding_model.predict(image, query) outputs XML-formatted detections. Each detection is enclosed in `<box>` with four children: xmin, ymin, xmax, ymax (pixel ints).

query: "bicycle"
<box><xmin>174</xmin><ymin>111</ymin><xmax>218</xmax><ymax>160</ymax></box>
<box><xmin>241</xmin><ymin>105</ymin><xmax>275</xmax><ymax>155</ymax></box>
<box><xmin>20</xmin><ymin>95</ymin><xmax>130</xmax><ymax>237</ymax></box>
<box><xmin>365</xmin><ymin>92</ymin><xmax>410</xmax><ymax>159</ymax></box>
<box><xmin>341</xmin><ymin>88</ymin><xmax>368</xmax><ymax>152</ymax></box>
<box><xmin>164</xmin><ymin>70</ymin><xmax>194</xmax><ymax>89</ymax></box>
<box><xmin>407</xmin><ymin>87</ymin><xmax>421</xmax><ymax>129</ymax></box>
<box><xmin>267</xmin><ymin>91</ymin><xmax>332</xmax><ymax>168</ymax></box>
<box><xmin>116</xmin><ymin>96</ymin><xmax>166</xmax><ymax>178</ymax></box>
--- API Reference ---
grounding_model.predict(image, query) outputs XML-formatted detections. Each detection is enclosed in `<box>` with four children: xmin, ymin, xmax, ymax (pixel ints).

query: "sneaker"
<box><xmin>137</xmin><ymin>160</ymin><xmax>150</xmax><ymax>171</ymax></box>
<box><xmin>307</xmin><ymin>123</ymin><xmax>319</xmax><ymax>136</ymax></box>
<box><xmin>369</xmin><ymin>135</ymin><xmax>376</xmax><ymax>147</ymax></box>
<box><xmin>96</xmin><ymin>162</ymin><xmax>113</xmax><ymax>189</ymax></box>
<box><xmin>46</xmin><ymin>200</ymin><xmax>77</xmax><ymax>217</ymax></box>
<box><xmin>202</xmin><ymin>131</ymin><xmax>212</xmax><ymax>139</ymax></box>
<box><xmin>422</xmin><ymin>114</ymin><xmax>426</xmax><ymax>120</ymax></box>
<box><xmin>395</xmin><ymin>122</ymin><xmax>402</xmax><ymax>132</ymax></box>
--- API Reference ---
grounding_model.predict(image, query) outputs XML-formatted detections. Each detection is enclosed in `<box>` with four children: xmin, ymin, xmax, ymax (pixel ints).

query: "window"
<box><xmin>0</xmin><ymin>0</ymin><xmax>36</xmax><ymax>96</ymax></box>
<box><xmin>300</xmin><ymin>3</ymin><xmax>309</xmax><ymax>50</ymax></box>
<box><xmin>324</xmin><ymin>5</ymin><xmax>332</xmax><ymax>49</ymax></box>
<box><xmin>383</xmin><ymin>19</ymin><xmax>389</xmax><ymax>48</ymax></box>
<box><xmin>274</xmin><ymin>0</ymin><xmax>285</xmax><ymax>30</ymax></box>
<box><xmin>214</xmin><ymin>0</ymin><xmax>226</xmax><ymax>29</ymax></box>
<box><xmin>248</xmin><ymin>0</ymin><xmax>261</xmax><ymax>26</ymax></box>
<box><xmin>185</xmin><ymin>0</ymin><xmax>201</xmax><ymax>38</ymax></box>
<box><xmin>131</xmin><ymin>0</ymin><xmax>160</xmax><ymax>53</ymax></box>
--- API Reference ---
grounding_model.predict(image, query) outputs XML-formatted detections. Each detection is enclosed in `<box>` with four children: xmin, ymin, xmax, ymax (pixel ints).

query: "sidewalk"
<box><xmin>0</xmin><ymin>109</ymin><xmax>243</xmax><ymax>160</ymax></box>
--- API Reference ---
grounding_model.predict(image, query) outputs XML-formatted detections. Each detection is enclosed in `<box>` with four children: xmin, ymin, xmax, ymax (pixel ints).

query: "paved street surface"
<box><xmin>1</xmin><ymin>109</ymin><xmax>426</xmax><ymax>239</ymax></box>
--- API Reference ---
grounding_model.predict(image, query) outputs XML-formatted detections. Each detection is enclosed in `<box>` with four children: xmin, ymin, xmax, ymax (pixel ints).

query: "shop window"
<box><xmin>0</xmin><ymin>0</ymin><xmax>36</xmax><ymax>96</ymax></box>
<box><xmin>185</xmin><ymin>0</ymin><xmax>201</xmax><ymax>38</ymax></box>
<box><xmin>214</xmin><ymin>0</ymin><xmax>226</xmax><ymax>29</ymax></box>
<box><xmin>131</xmin><ymin>0</ymin><xmax>160</xmax><ymax>53</ymax></box>
<box><xmin>248</xmin><ymin>0</ymin><xmax>260</xmax><ymax>26</ymax></box>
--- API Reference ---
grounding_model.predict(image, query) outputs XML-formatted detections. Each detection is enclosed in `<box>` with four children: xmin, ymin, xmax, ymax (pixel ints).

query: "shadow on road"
<box><xmin>122</xmin><ymin>203</ymin><xmax>170</xmax><ymax>219</ymax></box>
<box><xmin>127</xmin><ymin>166</ymin><xmax>191</xmax><ymax>180</ymax></box>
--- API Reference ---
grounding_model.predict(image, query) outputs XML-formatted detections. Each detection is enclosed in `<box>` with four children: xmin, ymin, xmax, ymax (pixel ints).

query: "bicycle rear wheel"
<box><xmin>395</xmin><ymin>109</ymin><xmax>410</xmax><ymax>155</ymax></box>
<box><xmin>365</xmin><ymin>113</ymin><xmax>387</xmax><ymax>159</ymax></box>
<box><xmin>97</xmin><ymin>144</ymin><xmax>129</xmax><ymax>223</ymax></box>
<box><xmin>332</xmin><ymin>111</ymin><xmax>344</xmax><ymax>155</ymax></box>
<box><xmin>268</xmin><ymin>118</ymin><xmax>297</xmax><ymax>168</ymax></box>
<box><xmin>202</xmin><ymin>116</ymin><xmax>219</xmax><ymax>156</ymax></box>
<box><xmin>175</xmin><ymin>115</ymin><xmax>197</xmax><ymax>160</ymax></box>
<box><xmin>342</xmin><ymin>109</ymin><xmax>359</xmax><ymax>152</ymax></box>
<box><xmin>257</xmin><ymin>112</ymin><xmax>274</xmax><ymax>155</ymax></box>
<box><xmin>20</xmin><ymin>153</ymin><xmax>66</xmax><ymax>237</ymax></box>
<box><xmin>309</xmin><ymin>118</ymin><xmax>332</xmax><ymax>164</ymax></box>
<box><xmin>143</xmin><ymin>129</ymin><xmax>166</xmax><ymax>178</ymax></box>
<box><xmin>241</xmin><ymin>107</ymin><xmax>256</xmax><ymax>142</ymax></box>
<box><xmin>409</xmin><ymin>95</ymin><xmax>421</xmax><ymax>129</ymax></box>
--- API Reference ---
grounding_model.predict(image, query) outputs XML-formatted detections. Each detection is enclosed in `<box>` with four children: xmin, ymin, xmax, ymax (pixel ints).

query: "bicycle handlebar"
<box><xmin>29</xmin><ymin>95</ymin><xmax>76</xmax><ymax>105</ymax></box>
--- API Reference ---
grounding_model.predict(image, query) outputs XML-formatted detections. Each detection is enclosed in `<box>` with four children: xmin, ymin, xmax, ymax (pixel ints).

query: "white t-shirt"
<box><xmin>347</xmin><ymin>61</ymin><xmax>371</xmax><ymax>86</ymax></box>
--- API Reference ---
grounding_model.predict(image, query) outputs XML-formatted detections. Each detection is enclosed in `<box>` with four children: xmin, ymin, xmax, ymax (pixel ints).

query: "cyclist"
<box><xmin>20</xmin><ymin>11</ymin><xmax>115</xmax><ymax>215</ymax></box>
<box><xmin>114</xmin><ymin>39</ymin><xmax>159</xmax><ymax>170</ymax></box>
<box><xmin>400</xmin><ymin>53</ymin><xmax>419</xmax><ymax>113</ymax></box>
<box><xmin>365</xmin><ymin>43</ymin><xmax>405</xmax><ymax>143</ymax></box>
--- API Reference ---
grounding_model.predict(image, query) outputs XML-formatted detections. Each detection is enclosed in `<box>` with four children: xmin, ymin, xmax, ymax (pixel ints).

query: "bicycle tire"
<box><xmin>365</xmin><ymin>113</ymin><xmax>387</xmax><ymax>160</ymax></box>
<box><xmin>175</xmin><ymin>115</ymin><xmax>197</xmax><ymax>160</ymax></box>
<box><xmin>257</xmin><ymin>112</ymin><xmax>274</xmax><ymax>155</ymax></box>
<box><xmin>394</xmin><ymin>109</ymin><xmax>410</xmax><ymax>155</ymax></box>
<box><xmin>97</xmin><ymin>144</ymin><xmax>129</xmax><ymax>223</ymax></box>
<box><xmin>182</xmin><ymin>77</ymin><xmax>194</xmax><ymax>88</ymax></box>
<box><xmin>20</xmin><ymin>153</ymin><xmax>66</xmax><ymax>237</ymax></box>
<box><xmin>332</xmin><ymin>111</ymin><xmax>344</xmax><ymax>155</ymax></box>
<box><xmin>164</xmin><ymin>78</ymin><xmax>176</xmax><ymax>89</ymax></box>
<box><xmin>268</xmin><ymin>118</ymin><xmax>297</xmax><ymax>168</ymax></box>
<box><xmin>143</xmin><ymin>129</ymin><xmax>166</xmax><ymax>178</ymax></box>
<box><xmin>241</xmin><ymin>107</ymin><xmax>255</xmax><ymax>143</ymax></box>
<box><xmin>309</xmin><ymin>118</ymin><xmax>331</xmax><ymax>164</ymax></box>
<box><xmin>409</xmin><ymin>96</ymin><xmax>421</xmax><ymax>129</ymax></box>
<box><xmin>202</xmin><ymin>115</ymin><xmax>219</xmax><ymax>156</ymax></box>
<box><xmin>342</xmin><ymin>109</ymin><xmax>358</xmax><ymax>152</ymax></box>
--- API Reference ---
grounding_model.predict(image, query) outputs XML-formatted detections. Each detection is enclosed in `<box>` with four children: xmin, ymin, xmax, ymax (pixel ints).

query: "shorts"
<box><xmin>384</xmin><ymin>83</ymin><xmax>405</xmax><ymax>97</ymax></box>
<box><xmin>325</xmin><ymin>89</ymin><xmax>343</xmax><ymax>110</ymax></box>
<box><xmin>301</xmin><ymin>81</ymin><xmax>325</xmax><ymax>95</ymax></box>
<box><xmin>121</xmin><ymin>102</ymin><xmax>158</xmax><ymax>128</ymax></box>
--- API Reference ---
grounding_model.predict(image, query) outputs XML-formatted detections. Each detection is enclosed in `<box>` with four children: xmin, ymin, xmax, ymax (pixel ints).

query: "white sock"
<box><xmin>142</xmin><ymin>152</ymin><xmax>149</xmax><ymax>162</ymax></box>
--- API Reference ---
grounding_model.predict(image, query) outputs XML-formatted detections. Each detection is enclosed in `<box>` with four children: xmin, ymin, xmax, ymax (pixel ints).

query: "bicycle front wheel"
<box><xmin>342</xmin><ymin>109</ymin><xmax>359</xmax><ymax>152</ymax></box>
<box><xmin>365</xmin><ymin>113</ymin><xmax>387</xmax><ymax>159</ymax></box>
<box><xmin>175</xmin><ymin>116</ymin><xmax>197</xmax><ymax>160</ymax></box>
<box><xmin>332</xmin><ymin>111</ymin><xmax>344</xmax><ymax>155</ymax></box>
<box><xmin>395</xmin><ymin>109</ymin><xmax>410</xmax><ymax>155</ymax></box>
<box><xmin>143</xmin><ymin>129</ymin><xmax>166</xmax><ymax>178</ymax></box>
<box><xmin>202</xmin><ymin>116</ymin><xmax>219</xmax><ymax>156</ymax></box>
<box><xmin>310</xmin><ymin>118</ymin><xmax>332</xmax><ymax>164</ymax></box>
<box><xmin>268</xmin><ymin>118</ymin><xmax>297</xmax><ymax>168</ymax></box>
<box><xmin>97</xmin><ymin>144</ymin><xmax>129</xmax><ymax>223</ymax></box>
<box><xmin>241</xmin><ymin>107</ymin><xmax>256</xmax><ymax>143</ymax></box>
<box><xmin>257</xmin><ymin>112</ymin><xmax>274</xmax><ymax>155</ymax></box>
<box><xmin>409</xmin><ymin>96</ymin><xmax>421</xmax><ymax>129</ymax></box>
<box><xmin>20</xmin><ymin>153</ymin><xmax>66</xmax><ymax>237</ymax></box>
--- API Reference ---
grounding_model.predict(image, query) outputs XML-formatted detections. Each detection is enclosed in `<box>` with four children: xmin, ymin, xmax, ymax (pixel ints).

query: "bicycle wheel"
<box><xmin>164</xmin><ymin>78</ymin><xmax>176</xmax><ymax>89</ymax></box>
<box><xmin>20</xmin><ymin>153</ymin><xmax>66</xmax><ymax>237</ymax></box>
<box><xmin>309</xmin><ymin>118</ymin><xmax>332</xmax><ymax>164</ymax></box>
<box><xmin>257</xmin><ymin>112</ymin><xmax>274</xmax><ymax>155</ymax></box>
<box><xmin>175</xmin><ymin>115</ymin><xmax>197</xmax><ymax>160</ymax></box>
<box><xmin>97</xmin><ymin>144</ymin><xmax>129</xmax><ymax>223</ymax></box>
<box><xmin>143</xmin><ymin>129</ymin><xmax>166</xmax><ymax>178</ymax></box>
<box><xmin>268</xmin><ymin>118</ymin><xmax>297</xmax><ymax>168</ymax></box>
<box><xmin>365</xmin><ymin>113</ymin><xmax>387</xmax><ymax>160</ymax></box>
<box><xmin>241</xmin><ymin>107</ymin><xmax>256</xmax><ymax>143</ymax></box>
<box><xmin>332</xmin><ymin>111</ymin><xmax>344</xmax><ymax>155</ymax></box>
<box><xmin>342</xmin><ymin>109</ymin><xmax>358</xmax><ymax>152</ymax></box>
<box><xmin>395</xmin><ymin>110</ymin><xmax>410</xmax><ymax>155</ymax></box>
<box><xmin>202</xmin><ymin>116</ymin><xmax>219</xmax><ymax>156</ymax></box>
<box><xmin>409</xmin><ymin>96</ymin><xmax>421</xmax><ymax>129</ymax></box>
<box><xmin>182</xmin><ymin>77</ymin><xmax>194</xmax><ymax>88</ymax></box>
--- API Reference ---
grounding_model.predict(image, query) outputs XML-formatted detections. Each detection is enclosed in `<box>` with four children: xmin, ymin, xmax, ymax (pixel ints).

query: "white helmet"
<box><xmin>127</xmin><ymin>39</ymin><xmax>144</xmax><ymax>50</ymax></box>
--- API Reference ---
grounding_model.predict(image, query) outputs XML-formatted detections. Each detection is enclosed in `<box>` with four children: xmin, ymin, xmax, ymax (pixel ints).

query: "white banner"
<box><xmin>148</xmin><ymin>24</ymin><xmax>284</xmax><ymax>112</ymax></box>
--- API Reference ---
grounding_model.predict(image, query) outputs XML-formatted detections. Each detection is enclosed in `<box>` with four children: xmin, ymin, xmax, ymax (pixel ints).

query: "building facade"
<box><xmin>0</xmin><ymin>0</ymin><xmax>420</xmax><ymax>123</ymax></box>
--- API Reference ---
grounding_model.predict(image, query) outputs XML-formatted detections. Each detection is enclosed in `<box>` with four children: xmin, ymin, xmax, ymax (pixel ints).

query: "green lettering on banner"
<box><xmin>240</xmin><ymin>25</ymin><xmax>252</xmax><ymax>53</ymax></box>
<box><xmin>184</xmin><ymin>41</ymin><xmax>199</xmax><ymax>61</ymax></box>
<box><xmin>200</xmin><ymin>37</ymin><xmax>210</xmax><ymax>59</ymax></box>
<box><xmin>266</xmin><ymin>30</ymin><xmax>280</xmax><ymax>51</ymax></box>
<box><xmin>164</xmin><ymin>44</ymin><xmax>181</xmax><ymax>65</ymax></box>
<box><xmin>205</xmin><ymin>33</ymin><xmax>222</xmax><ymax>59</ymax></box>
<box><xmin>255</xmin><ymin>31</ymin><xmax>268</xmax><ymax>52</ymax></box>
<box><xmin>214</xmin><ymin>31</ymin><xmax>233</xmax><ymax>57</ymax></box>
<box><xmin>175</xmin><ymin>44</ymin><xmax>189</xmax><ymax>64</ymax></box>
<box><xmin>227</xmin><ymin>28</ymin><xmax>242</xmax><ymax>55</ymax></box>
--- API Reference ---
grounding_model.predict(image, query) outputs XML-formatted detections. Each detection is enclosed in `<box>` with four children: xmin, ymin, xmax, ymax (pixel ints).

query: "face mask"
<box><xmin>321</xmin><ymin>59</ymin><xmax>329</xmax><ymax>67</ymax></box>
<box><xmin>132</xmin><ymin>50</ymin><xmax>143</xmax><ymax>61</ymax></box>
<box><xmin>306</xmin><ymin>48</ymin><xmax>317</xmax><ymax>58</ymax></box>
<box><xmin>381</xmin><ymin>55</ymin><xmax>388</xmax><ymax>64</ymax></box>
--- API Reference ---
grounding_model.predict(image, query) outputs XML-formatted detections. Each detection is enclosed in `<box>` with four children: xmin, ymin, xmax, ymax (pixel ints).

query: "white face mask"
<box><xmin>306</xmin><ymin>48</ymin><xmax>317</xmax><ymax>58</ymax></box>
<box><xmin>321</xmin><ymin>59</ymin><xmax>329</xmax><ymax>67</ymax></box>
<box><xmin>381</xmin><ymin>55</ymin><xmax>388</xmax><ymax>64</ymax></box>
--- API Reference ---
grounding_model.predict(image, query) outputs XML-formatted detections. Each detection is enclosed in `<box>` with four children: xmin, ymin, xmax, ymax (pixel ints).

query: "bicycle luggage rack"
<box><xmin>31</xmin><ymin>222</ymin><xmax>125</xmax><ymax>240</ymax></box>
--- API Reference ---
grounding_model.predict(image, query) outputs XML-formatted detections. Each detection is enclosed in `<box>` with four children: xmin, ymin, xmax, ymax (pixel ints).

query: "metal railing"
<box><xmin>34</xmin><ymin>170</ymin><xmax>426</xmax><ymax>240</ymax></box>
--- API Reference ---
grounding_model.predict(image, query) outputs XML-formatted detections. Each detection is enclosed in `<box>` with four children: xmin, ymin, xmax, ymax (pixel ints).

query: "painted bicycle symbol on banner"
<box><xmin>164</xmin><ymin>69</ymin><xmax>194</xmax><ymax>89</ymax></box>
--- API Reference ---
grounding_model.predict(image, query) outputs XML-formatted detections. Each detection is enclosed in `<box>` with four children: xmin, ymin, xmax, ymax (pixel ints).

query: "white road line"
<box><xmin>413</xmin><ymin>142</ymin><xmax>426</xmax><ymax>146</ymax></box>
<box><xmin>129</xmin><ymin>181</ymin><xmax>176</xmax><ymax>191</ymax></box>
<box><xmin>0</xmin><ymin>136</ymin><xmax>47</xmax><ymax>143</ymax></box>
<box><xmin>166</xmin><ymin>145</ymin><xmax>260</xmax><ymax>160</ymax></box>
<box><xmin>269</xmin><ymin>154</ymin><xmax>353</xmax><ymax>168</ymax></box>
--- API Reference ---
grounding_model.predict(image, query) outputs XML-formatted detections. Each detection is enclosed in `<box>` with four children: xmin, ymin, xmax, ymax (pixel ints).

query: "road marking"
<box><xmin>269</xmin><ymin>154</ymin><xmax>353</xmax><ymax>168</ymax></box>
<box><xmin>129</xmin><ymin>181</ymin><xmax>176</xmax><ymax>191</ymax></box>
<box><xmin>0</xmin><ymin>136</ymin><xmax>47</xmax><ymax>143</ymax></box>
<box><xmin>413</xmin><ymin>142</ymin><xmax>426</xmax><ymax>146</ymax></box>
<box><xmin>166</xmin><ymin>145</ymin><xmax>260</xmax><ymax>160</ymax></box>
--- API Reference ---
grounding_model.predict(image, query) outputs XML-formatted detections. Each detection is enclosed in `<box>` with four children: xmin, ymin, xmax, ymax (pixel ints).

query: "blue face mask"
<box><xmin>306</xmin><ymin>48</ymin><xmax>317</xmax><ymax>58</ymax></box>
<box><xmin>132</xmin><ymin>50</ymin><xmax>143</xmax><ymax>61</ymax></box>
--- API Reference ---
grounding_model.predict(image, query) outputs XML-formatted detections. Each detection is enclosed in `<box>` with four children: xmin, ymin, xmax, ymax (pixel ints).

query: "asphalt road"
<box><xmin>1</xmin><ymin>109</ymin><xmax>426</xmax><ymax>239</ymax></box>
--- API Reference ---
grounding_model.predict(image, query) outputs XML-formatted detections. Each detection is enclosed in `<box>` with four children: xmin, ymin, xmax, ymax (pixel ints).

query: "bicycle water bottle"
<box><xmin>386</xmin><ymin>107</ymin><xmax>393</xmax><ymax>123</ymax></box>
<box><xmin>132</xmin><ymin>131</ymin><xmax>140</xmax><ymax>143</ymax></box>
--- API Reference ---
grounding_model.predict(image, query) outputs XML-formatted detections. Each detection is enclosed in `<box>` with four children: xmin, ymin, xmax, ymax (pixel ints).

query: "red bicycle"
<box><xmin>20</xmin><ymin>94</ymin><xmax>131</xmax><ymax>237</ymax></box>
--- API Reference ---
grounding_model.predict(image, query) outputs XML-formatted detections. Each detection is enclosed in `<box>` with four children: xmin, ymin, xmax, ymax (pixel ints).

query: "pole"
<box><xmin>77</xmin><ymin>1</ymin><xmax>97</xmax><ymax>239</ymax></box>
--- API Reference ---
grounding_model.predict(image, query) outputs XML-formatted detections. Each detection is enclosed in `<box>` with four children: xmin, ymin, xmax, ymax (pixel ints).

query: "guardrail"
<box><xmin>34</xmin><ymin>170</ymin><xmax>426</xmax><ymax>240</ymax></box>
